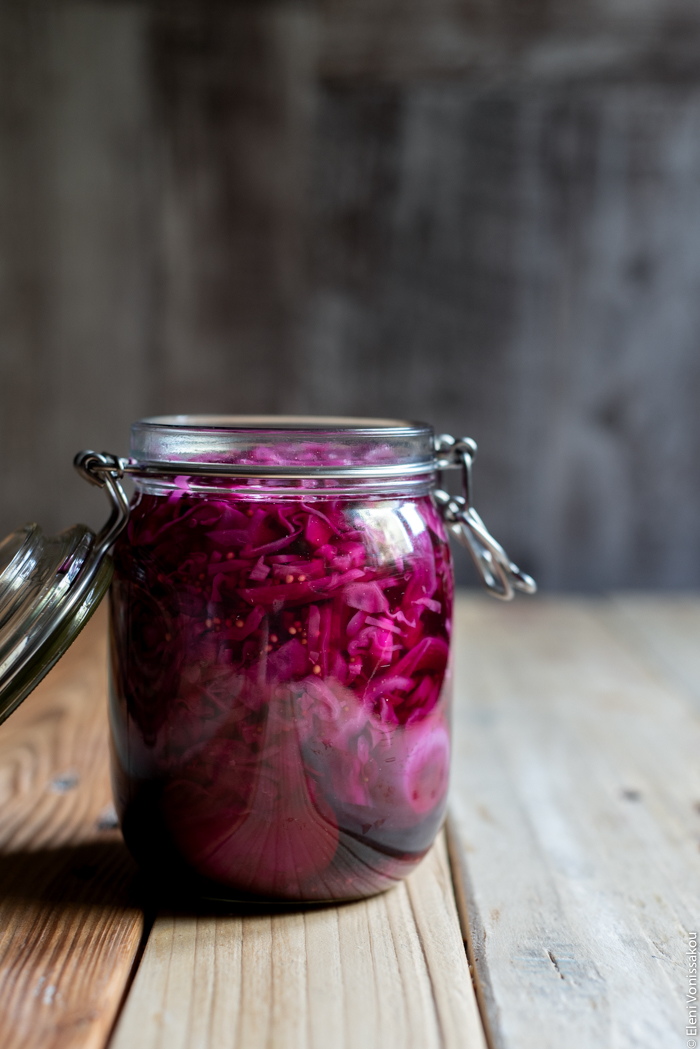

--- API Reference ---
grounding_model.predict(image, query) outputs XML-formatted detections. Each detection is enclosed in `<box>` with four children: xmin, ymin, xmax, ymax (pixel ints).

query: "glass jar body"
<box><xmin>108</xmin><ymin>474</ymin><xmax>453</xmax><ymax>902</ymax></box>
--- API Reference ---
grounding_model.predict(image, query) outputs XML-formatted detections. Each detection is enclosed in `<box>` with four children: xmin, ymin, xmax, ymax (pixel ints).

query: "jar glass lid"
<box><xmin>0</xmin><ymin>523</ymin><xmax>112</xmax><ymax>724</ymax></box>
<box><xmin>0</xmin><ymin>455</ymin><xmax>129</xmax><ymax>723</ymax></box>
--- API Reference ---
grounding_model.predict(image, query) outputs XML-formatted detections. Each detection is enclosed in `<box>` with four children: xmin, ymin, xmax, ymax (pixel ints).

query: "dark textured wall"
<box><xmin>2</xmin><ymin>0</ymin><xmax>700</xmax><ymax>589</ymax></box>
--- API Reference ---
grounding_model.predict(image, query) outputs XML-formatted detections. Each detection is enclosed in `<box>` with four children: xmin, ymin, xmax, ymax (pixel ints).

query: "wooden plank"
<box><xmin>0</xmin><ymin>605</ymin><xmax>145</xmax><ymax>1049</ymax></box>
<box><xmin>318</xmin><ymin>0</ymin><xmax>700</xmax><ymax>80</ymax></box>
<box><xmin>0</xmin><ymin>0</ymin><xmax>152</xmax><ymax>543</ymax></box>
<box><xmin>110</xmin><ymin>832</ymin><xmax>486</xmax><ymax>1049</ymax></box>
<box><xmin>609</xmin><ymin>594</ymin><xmax>700</xmax><ymax>712</ymax></box>
<box><xmin>3</xmin><ymin>5</ymin><xmax>700</xmax><ymax>591</ymax></box>
<box><xmin>448</xmin><ymin>593</ymin><xmax>700</xmax><ymax>1049</ymax></box>
<box><xmin>146</xmin><ymin>1</ymin><xmax>316</xmax><ymax>417</ymax></box>
<box><xmin>305</xmin><ymin>80</ymin><xmax>700</xmax><ymax>591</ymax></box>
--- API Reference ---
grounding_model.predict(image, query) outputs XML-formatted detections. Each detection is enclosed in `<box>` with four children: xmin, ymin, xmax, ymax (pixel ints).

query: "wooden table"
<box><xmin>0</xmin><ymin>594</ymin><xmax>698</xmax><ymax>1049</ymax></box>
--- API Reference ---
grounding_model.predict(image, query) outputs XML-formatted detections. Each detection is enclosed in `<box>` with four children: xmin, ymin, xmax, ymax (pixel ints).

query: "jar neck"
<box><xmin>131</xmin><ymin>471</ymin><xmax>436</xmax><ymax>500</ymax></box>
<box><xmin>128</xmin><ymin>416</ymin><xmax>437</xmax><ymax>480</ymax></box>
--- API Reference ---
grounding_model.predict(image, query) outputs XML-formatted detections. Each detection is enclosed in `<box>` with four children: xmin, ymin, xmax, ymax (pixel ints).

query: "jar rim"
<box><xmin>128</xmin><ymin>415</ymin><xmax>439</xmax><ymax>480</ymax></box>
<box><xmin>135</xmin><ymin>414</ymin><xmax>432</xmax><ymax>434</ymax></box>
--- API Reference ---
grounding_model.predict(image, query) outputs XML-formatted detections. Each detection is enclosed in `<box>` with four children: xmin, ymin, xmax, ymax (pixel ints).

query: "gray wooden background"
<box><xmin>2</xmin><ymin>0</ymin><xmax>700</xmax><ymax>589</ymax></box>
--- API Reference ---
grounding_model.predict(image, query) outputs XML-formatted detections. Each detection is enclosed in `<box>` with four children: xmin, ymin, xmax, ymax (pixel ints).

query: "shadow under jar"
<box><xmin>109</xmin><ymin>417</ymin><xmax>455</xmax><ymax>903</ymax></box>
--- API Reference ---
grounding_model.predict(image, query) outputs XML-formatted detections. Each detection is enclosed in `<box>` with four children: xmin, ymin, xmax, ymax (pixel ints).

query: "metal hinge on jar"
<box><xmin>73</xmin><ymin>451</ymin><xmax>131</xmax><ymax>556</ymax></box>
<box><xmin>71</xmin><ymin>440</ymin><xmax>536</xmax><ymax>602</ymax></box>
<box><xmin>433</xmin><ymin>435</ymin><xmax>536</xmax><ymax>601</ymax></box>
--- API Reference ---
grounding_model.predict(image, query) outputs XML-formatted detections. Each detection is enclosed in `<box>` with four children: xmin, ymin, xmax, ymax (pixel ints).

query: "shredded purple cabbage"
<box><xmin>109</xmin><ymin>482</ymin><xmax>453</xmax><ymax>901</ymax></box>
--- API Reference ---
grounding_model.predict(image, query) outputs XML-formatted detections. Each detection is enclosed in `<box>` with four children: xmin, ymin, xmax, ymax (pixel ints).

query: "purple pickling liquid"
<box><xmin>108</xmin><ymin>475</ymin><xmax>453</xmax><ymax>901</ymax></box>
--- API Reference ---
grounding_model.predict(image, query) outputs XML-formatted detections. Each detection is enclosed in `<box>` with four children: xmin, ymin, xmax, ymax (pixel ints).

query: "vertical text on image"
<box><xmin>688</xmin><ymin>933</ymin><xmax>697</xmax><ymax>1048</ymax></box>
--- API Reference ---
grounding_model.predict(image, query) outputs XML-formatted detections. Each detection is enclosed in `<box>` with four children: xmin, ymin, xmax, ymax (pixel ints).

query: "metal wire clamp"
<box><xmin>72</xmin><ymin>440</ymin><xmax>537</xmax><ymax>601</ymax></box>
<box><xmin>73</xmin><ymin>451</ymin><xmax>130</xmax><ymax>556</ymax></box>
<box><xmin>433</xmin><ymin>435</ymin><xmax>536</xmax><ymax>601</ymax></box>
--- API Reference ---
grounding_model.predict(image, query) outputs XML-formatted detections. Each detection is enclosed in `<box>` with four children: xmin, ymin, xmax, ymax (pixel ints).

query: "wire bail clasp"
<box><xmin>73</xmin><ymin>451</ymin><xmax>130</xmax><ymax>557</ymax></box>
<box><xmin>433</xmin><ymin>435</ymin><xmax>536</xmax><ymax>601</ymax></box>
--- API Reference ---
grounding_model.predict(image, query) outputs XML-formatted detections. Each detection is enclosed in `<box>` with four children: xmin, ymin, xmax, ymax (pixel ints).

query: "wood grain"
<box><xmin>318</xmin><ymin>0</ymin><xmax>700</xmax><ymax>81</ymax></box>
<box><xmin>0</xmin><ymin>0</ymin><xmax>153</xmax><ymax>543</ymax></box>
<box><xmin>448</xmin><ymin>593</ymin><xmax>700</xmax><ymax>1049</ymax></box>
<box><xmin>110</xmin><ymin>832</ymin><xmax>486</xmax><ymax>1049</ymax></box>
<box><xmin>304</xmin><ymin>80</ymin><xmax>700</xmax><ymax>591</ymax></box>
<box><xmin>0</xmin><ymin>605</ymin><xmax>145</xmax><ymax>1049</ymax></box>
<box><xmin>609</xmin><ymin>595</ymin><xmax>700</xmax><ymax>712</ymax></box>
<box><xmin>2</xmin><ymin>3</ymin><xmax>700</xmax><ymax>590</ymax></box>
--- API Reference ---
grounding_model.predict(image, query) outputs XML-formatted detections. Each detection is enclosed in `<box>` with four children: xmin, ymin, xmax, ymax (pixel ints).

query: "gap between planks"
<box><xmin>0</xmin><ymin>605</ymin><xmax>145</xmax><ymax>1049</ymax></box>
<box><xmin>110</xmin><ymin>831</ymin><xmax>486</xmax><ymax>1049</ymax></box>
<box><xmin>448</xmin><ymin>593</ymin><xmax>700</xmax><ymax>1049</ymax></box>
<box><xmin>0</xmin><ymin>598</ymin><xmax>487</xmax><ymax>1049</ymax></box>
<box><xmin>12</xmin><ymin>591</ymin><xmax>697</xmax><ymax>1049</ymax></box>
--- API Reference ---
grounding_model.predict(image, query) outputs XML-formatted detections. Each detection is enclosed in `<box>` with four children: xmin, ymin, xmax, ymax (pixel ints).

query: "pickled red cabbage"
<box><xmin>109</xmin><ymin>483</ymin><xmax>453</xmax><ymax>901</ymax></box>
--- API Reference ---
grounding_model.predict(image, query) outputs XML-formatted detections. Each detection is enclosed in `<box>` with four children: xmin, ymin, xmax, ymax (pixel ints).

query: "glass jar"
<box><xmin>0</xmin><ymin>415</ymin><xmax>535</xmax><ymax>901</ymax></box>
<box><xmin>108</xmin><ymin>417</ymin><xmax>455</xmax><ymax>902</ymax></box>
<box><xmin>0</xmin><ymin>415</ymin><xmax>534</xmax><ymax>901</ymax></box>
